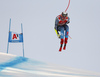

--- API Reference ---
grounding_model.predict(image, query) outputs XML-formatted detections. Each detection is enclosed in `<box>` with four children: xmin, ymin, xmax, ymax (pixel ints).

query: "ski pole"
<box><xmin>69</xmin><ymin>35</ymin><xmax>72</xmax><ymax>39</ymax></box>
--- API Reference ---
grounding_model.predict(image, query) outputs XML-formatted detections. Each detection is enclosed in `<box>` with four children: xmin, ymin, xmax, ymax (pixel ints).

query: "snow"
<box><xmin>0</xmin><ymin>52</ymin><xmax>100</xmax><ymax>77</ymax></box>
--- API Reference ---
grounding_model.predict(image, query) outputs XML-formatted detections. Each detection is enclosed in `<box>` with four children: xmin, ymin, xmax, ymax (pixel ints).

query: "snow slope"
<box><xmin>0</xmin><ymin>52</ymin><xmax>100</xmax><ymax>77</ymax></box>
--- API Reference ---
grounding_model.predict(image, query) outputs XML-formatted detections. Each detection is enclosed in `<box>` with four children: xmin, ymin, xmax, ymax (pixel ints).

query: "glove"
<box><xmin>66</xmin><ymin>21</ymin><xmax>70</xmax><ymax>24</ymax></box>
<box><xmin>57</xmin><ymin>34</ymin><xmax>60</xmax><ymax>38</ymax></box>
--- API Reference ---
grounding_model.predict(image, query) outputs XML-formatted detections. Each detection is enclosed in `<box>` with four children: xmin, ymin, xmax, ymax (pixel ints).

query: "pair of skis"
<box><xmin>59</xmin><ymin>43</ymin><xmax>66</xmax><ymax>51</ymax></box>
<box><xmin>59</xmin><ymin>38</ymin><xmax>67</xmax><ymax>52</ymax></box>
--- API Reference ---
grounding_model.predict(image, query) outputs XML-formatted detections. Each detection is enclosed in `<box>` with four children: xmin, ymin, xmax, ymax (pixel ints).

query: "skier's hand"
<box><xmin>67</xmin><ymin>21</ymin><xmax>70</xmax><ymax>24</ymax></box>
<box><xmin>57</xmin><ymin>34</ymin><xmax>60</xmax><ymax>39</ymax></box>
<box><xmin>66</xmin><ymin>21</ymin><xmax>70</xmax><ymax>24</ymax></box>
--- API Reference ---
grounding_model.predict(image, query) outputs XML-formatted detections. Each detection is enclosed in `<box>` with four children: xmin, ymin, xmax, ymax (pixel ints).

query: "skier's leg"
<box><xmin>63</xmin><ymin>38</ymin><xmax>68</xmax><ymax>50</ymax></box>
<box><xmin>63</xmin><ymin>25</ymin><xmax>69</xmax><ymax>50</ymax></box>
<box><xmin>58</xmin><ymin>27</ymin><xmax>64</xmax><ymax>51</ymax></box>
<box><xmin>59</xmin><ymin>27</ymin><xmax>64</xmax><ymax>39</ymax></box>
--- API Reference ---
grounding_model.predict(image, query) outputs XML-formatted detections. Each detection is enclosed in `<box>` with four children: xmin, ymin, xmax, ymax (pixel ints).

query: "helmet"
<box><xmin>61</xmin><ymin>12</ymin><xmax>68</xmax><ymax>17</ymax></box>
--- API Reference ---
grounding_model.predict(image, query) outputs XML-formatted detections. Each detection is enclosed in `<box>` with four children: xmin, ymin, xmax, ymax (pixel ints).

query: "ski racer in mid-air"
<box><xmin>54</xmin><ymin>11</ymin><xmax>70</xmax><ymax>51</ymax></box>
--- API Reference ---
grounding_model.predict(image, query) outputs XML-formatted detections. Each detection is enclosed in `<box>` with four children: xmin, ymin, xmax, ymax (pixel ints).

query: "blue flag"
<box><xmin>8</xmin><ymin>31</ymin><xmax>23</xmax><ymax>43</ymax></box>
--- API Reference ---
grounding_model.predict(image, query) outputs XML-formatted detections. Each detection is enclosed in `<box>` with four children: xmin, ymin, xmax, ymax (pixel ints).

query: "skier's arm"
<box><xmin>54</xmin><ymin>17</ymin><xmax>59</xmax><ymax>30</ymax></box>
<box><xmin>54</xmin><ymin>17</ymin><xmax>60</xmax><ymax>38</ymax></box>
<box><xmin>66</xmin><ymin>17</ymin><xmax>70</xmax><ymax>24</ymax></box>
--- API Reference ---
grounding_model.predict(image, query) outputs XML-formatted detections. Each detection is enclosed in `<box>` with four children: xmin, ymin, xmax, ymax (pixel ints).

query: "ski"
<box><xmin>63</xmin><ymin>38</ymin><xmax>68</xmax><ymax>50</ymax></box>
<box><xmin>63</xmin><ymin>44</ymin><xmax>66</xmax><ymax>50</ymax></box>
<box><xmin>59</xmin><ymin>38</ymin><xmax>68</xmax><ymax>51</ymax></box>
<box><xmin>59</xmin><ymin>44</ymin><xmax>63</xmax><ymax>51</ymax></box>
<box><xmin>59</xmin><ymin>39</ymin><xmax>64</xmax><ymax>51</ymax></box>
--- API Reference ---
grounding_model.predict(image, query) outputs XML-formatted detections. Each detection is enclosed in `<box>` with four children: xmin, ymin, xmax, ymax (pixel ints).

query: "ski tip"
<box><xmin>63</xmin><ymin>46</ymin><xmax>66</xmax><ymax>50</ymax></box>
<box><xmin>59</xmin><ymin>47</ymin><xmax>62</xmax><ymax>52</ymax></box>
<box><xmin>59</xmin><ymin>50</ymin><xmax>62</xmax><ymax>52</ymax></box>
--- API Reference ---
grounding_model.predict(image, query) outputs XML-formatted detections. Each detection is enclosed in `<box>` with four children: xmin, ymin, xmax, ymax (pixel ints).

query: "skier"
<box><xmin>54</xmin><ymin>11</ymin><xmax>70</xmax><ymax>51</ymax></box>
